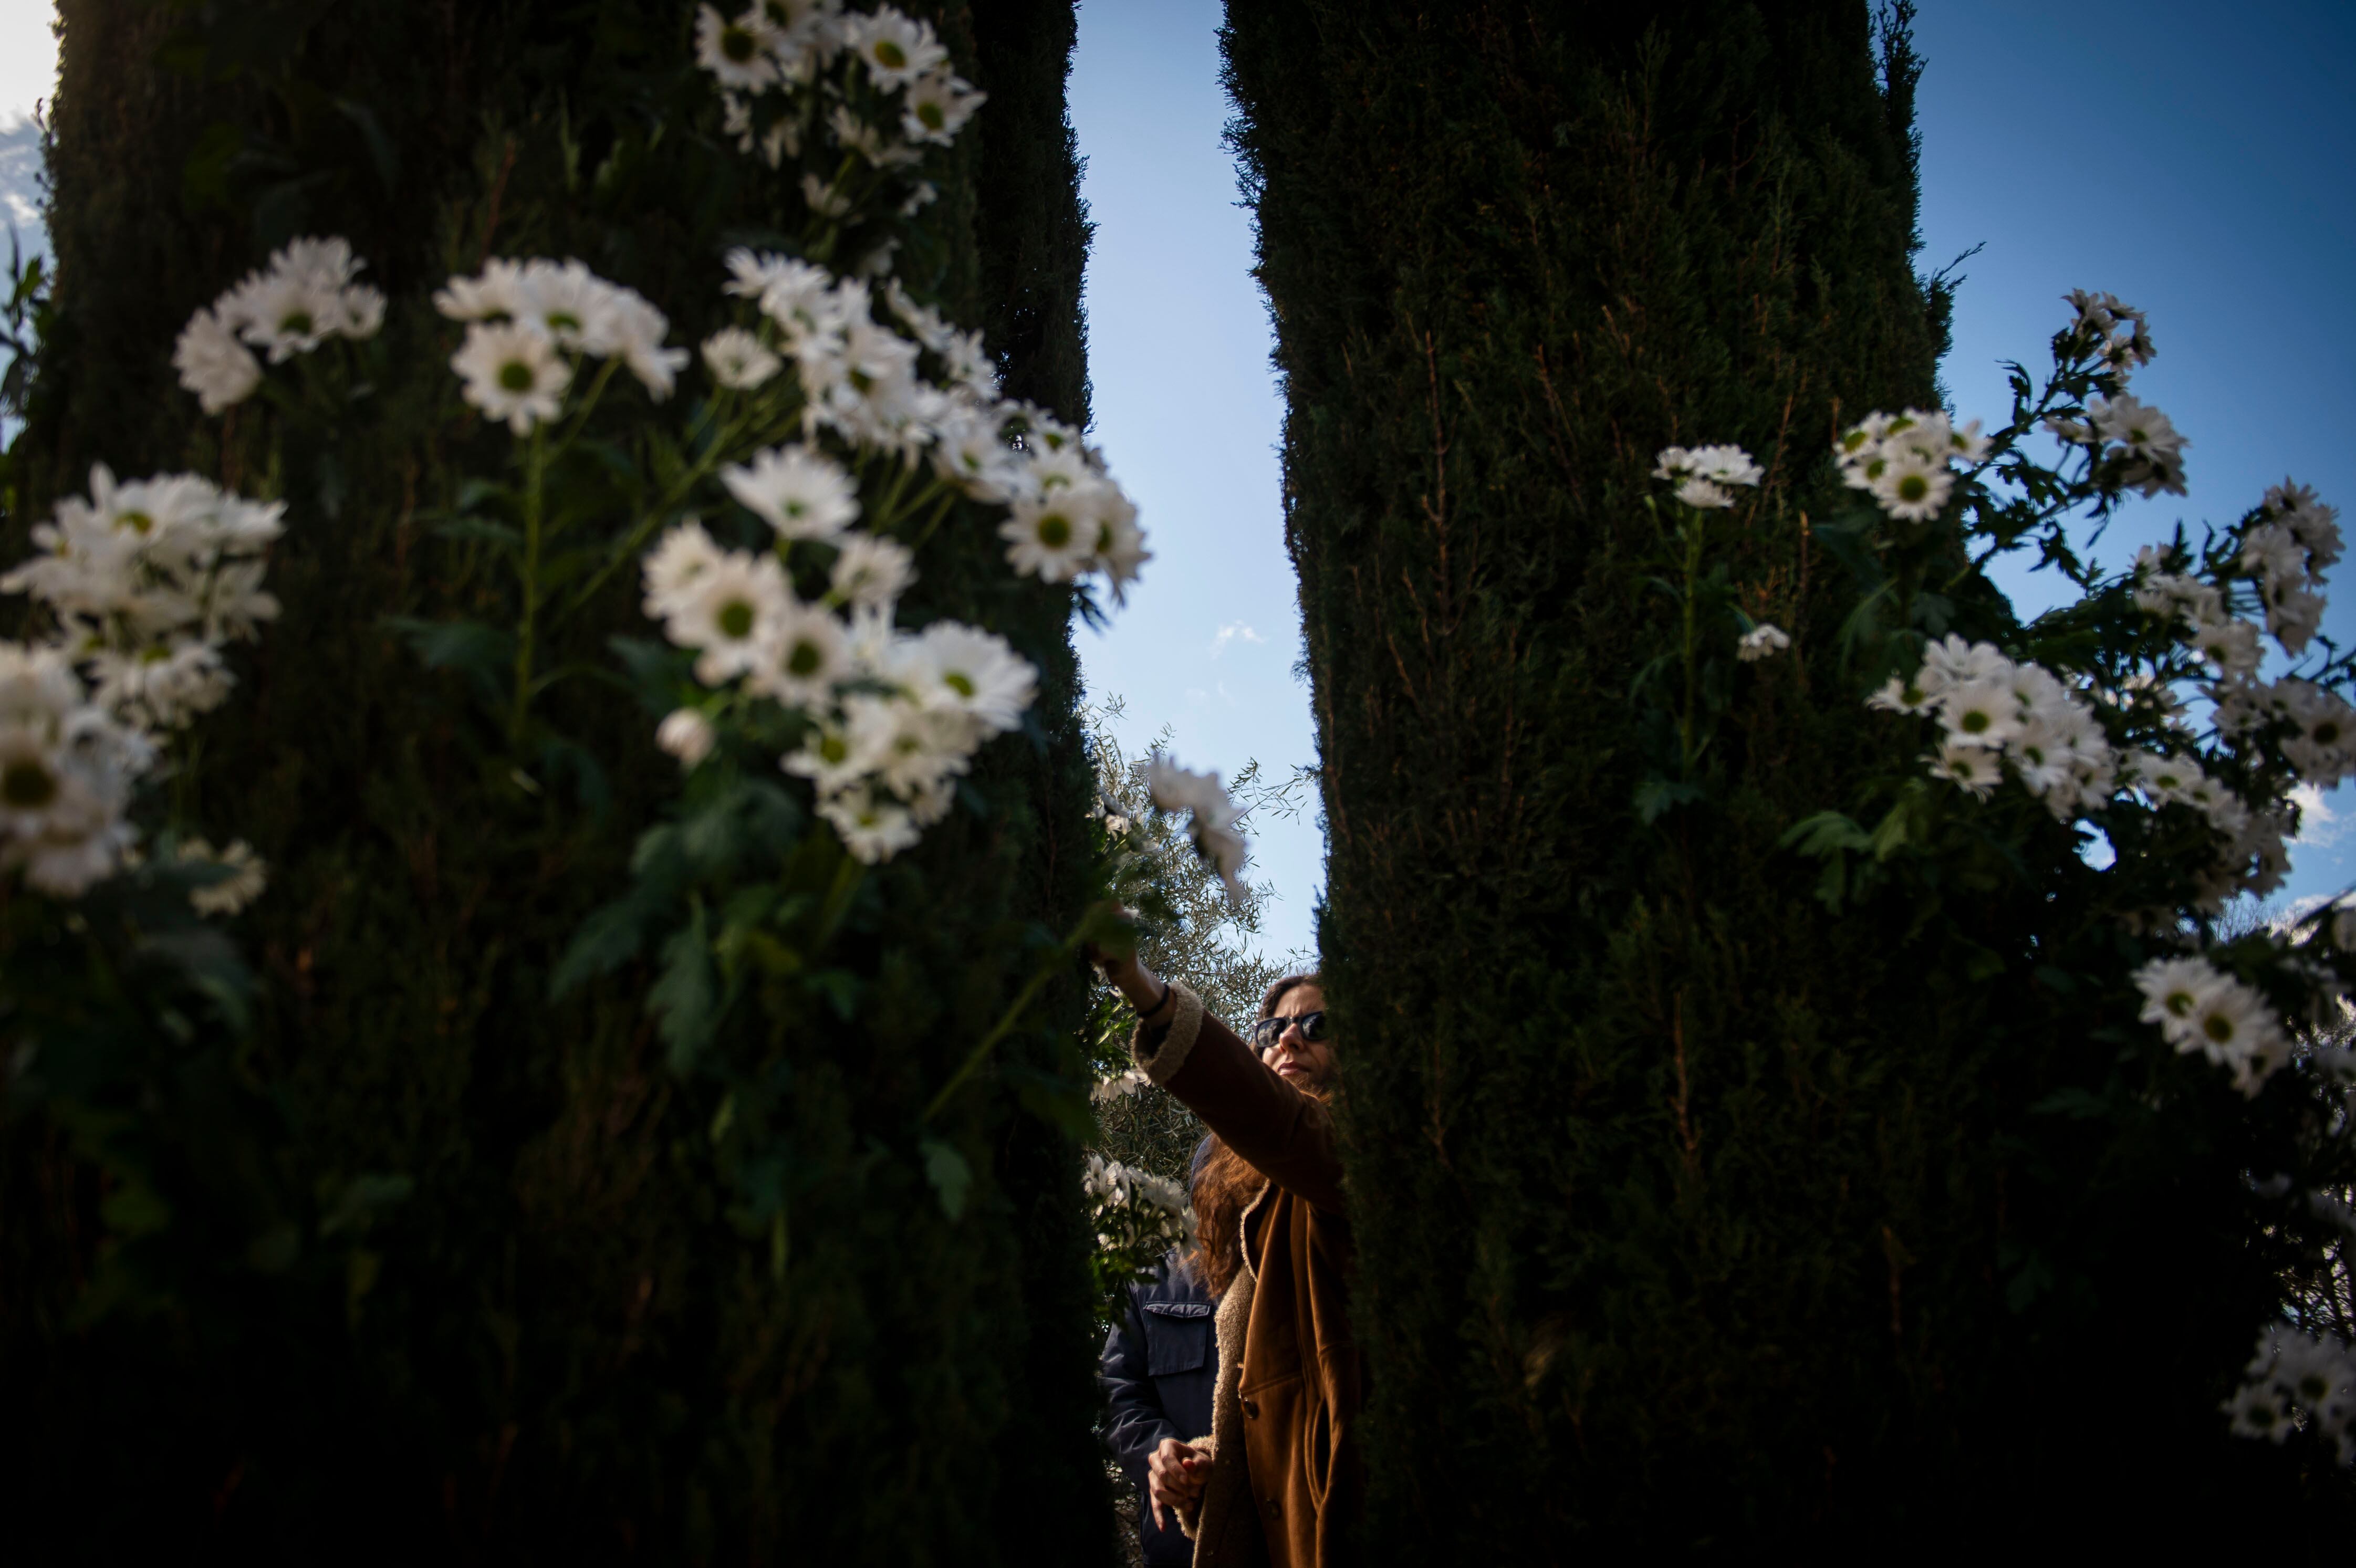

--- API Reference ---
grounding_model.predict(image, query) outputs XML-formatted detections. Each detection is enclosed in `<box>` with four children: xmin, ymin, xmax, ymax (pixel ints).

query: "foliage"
<box><xmin>0</xmin><ymin>1</ymin><xmax>1119</xmax><ymax>1560</ymax></box>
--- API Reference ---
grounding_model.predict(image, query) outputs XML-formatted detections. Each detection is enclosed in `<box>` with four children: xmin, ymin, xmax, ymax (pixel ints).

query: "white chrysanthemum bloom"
<box><xmin>665</xmin><ymin>553</ymin><xmax>792</xmax><ymax>685</ymax></box>
<box><xmin>226</xmin><ymin>266</ymin><xmax>346</xmax><ymax>363</ymax></box>
<box><xmin>724</xmin><ymin>249</ymin><xmax>839</xmax><ymax>343</ymax></box>
<box><xmin>1091</xmin><ymin>505</ymin><xmax>1151</xmax><ymax>602</ymax></box>
<box><xmin>2265</xmin><ymin>479</ymin><xmax>2343</xmax><ymax>571</ymax></box>
<box><xmin>2281</xmin><ymin>683</ymin><xmax>2356</xmax><ymax>784</ymax></box>
<box><xmin>656</xmin><ymin>707</ymin><xmax>718</xmax><ymax>769</ymax></box>
<box><xmin>901</xmin><ymin>69</ymin><xmax>986</xmax><ymax>145</ymax></box>
<box><xmin>178</xmin><ymin>837</ymin><xmax>268</xmax><ymax>917</ymax></box>
<box><xmin>1865</xmin><ymin>674</ymin><xmax>1934</xmax><ymax>714</ymax></box>
<box><xmin>1674</xmin><ymin>476</ymin><xmax>1734</xmax><ymax>510</ymax></box>
<box><xmin>722</xmin><ymin>445</ymin><xmax>860</xmax><ymax>540</ymax></box>
<box><xmin>2264</xmin><ymin>580</ymin><xmax>2326</xmax><ymax>656</ymax></box>
<box><xmin>452</xmin><ymin>322</ymin><xmax>571</xmax><ymax>434</ymax></box>
<box><xmin>1144</xmin><ymin>754</ymin><xmax>1249</xmax><ymax>899</ymax></box>
<box><xmin>829</xmin><ymin>533</ymin><xmax>914</xmax><ymax>609</ymax></box>
<box><xmin>843</xmin><ymin>5</ymin><xmax>947</xmax><ymax>89</ymax></box>
<box><xmin>849</xmin><ymin>696</ymin><xmax>973</xmax><ymax>799</ymax></box>
<box><xmin>1736</xmin><ymin>623</ymin><xmax>1790</xmax><ymax>662</ymax></box>
<box><xmin>87</xmin><ymin>641</ymin><xmax>232</xmax><ymax>731</ymax></box>
<box><xmin>931</xmin><ymin>407</ymin><xmax>1024</xmax><ymax>501</ymax></box>
<box><xmin>2134</xmin><ymin>955</ymin><xmax>2224</xmax><ymax>1039</ymax></box>
<box><xmin>1002</xmin><ymin>490</ymin><xmax>1100</xmax><ymax>581</ymax></box>
<box><xmin>1871</xmin><ymin>448</ymin><xmax>1954</xmax><ymax>521</ymax></box>
<box><xmin>2191</xmin><ymin>618</ymin><xmax>2262</xmax><ymax>678</ymax></box>
<box><xmin>2222</xmin><ymin>1378</ymin><xmax>2292</xmax><ymax>1443</ymax></box>
<box><xmin>1685</xmin><ymin>444</ymin><xmax>1765</xmax><ymax>487</ymax></box>
<box><xmin>783</xmin><ymin>700</ymin><xmax>890</xmax><ymax>795</ymax></box>
<box><xmin>800</xmin><ymin>172</ymin><xmax>853</xmax><ymax>219</ymax></box>
<box><xmin>433</xmin><ymin>257</ymin><xmax>527</xmax><ymax>322</ymax></box>
<box><xmin>1928</xmin><ymin>741</ymin><xmax>2000</xmax><ymax>798</ymax></box>
<box><xmin>695</xmin><ymin>4</ymin><xmax>781</xmax><ymax>90</ymax></box>
<box><xmin>603</xmin><ymin>288</ymin><xmax>687</xmax><ymax>400</ymax></box>
<box><xmin>828</xmin><ymin>103</ymin><xmax>924</xmax><ymax>170</ymax></box>
<box><xmin>1916</xmin><ymin>635</ymin><xmax>2009</xmax><ymax>697</ymax></box>
<box><xmin>2090</xmin><ymin>393</ymin><xmax>2189</xmax><ymax>497</ymax></box>
<box><xmin>509</xmin><ymin>258</ymin><xmax>621</xmax><ymax>353</ymax></box>
<box><xmin>642</xmin><ymin>522</ymin><xmax>727</xmax><ymax>619</ymax></box>
<box><xmin>173</xmin><ymin>306</ymin><xmax>264</xmax><ymax>413</ymax></box>
<box><xmin>906</xmin><ymin>621</ymin><xmax>1036</xmax><ymax>733</ymax></box>
<box><xmin>754</xmin><ymin>597</ymin><xmax>851</xmax><ymax>709</ymax></box>
<box><xmin>701</xmin><ymin>326</ymin><xmax>783</xmax><ymax>390</ymax></box>
<box><xmin>818</xmin><ymin>780</ymin><xmax>922</xmax><ymax>863</ymax></box>
<box><xmin>1091</xmin><ymin>1067</ymin><xmax>1151</xmax><ymax>1106</ymax></box>
<box><xmin>1938</xmin><ymin>677</ymin><xmax>2021</xmax><ymax>748</ymax></box>
<box><xmin>0</xmin><ymin>645</ymin><xmax>152</xmax><ymax>896</ymax></box>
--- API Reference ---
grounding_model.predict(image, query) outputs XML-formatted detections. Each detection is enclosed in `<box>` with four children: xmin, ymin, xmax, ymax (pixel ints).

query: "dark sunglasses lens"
<box><xmin>1249</xmin><ymin>1020</ymin><xmax>1281</xmax><ymax>1049</ymax></box>
<box><xmin>1298</xmin><ymin>1011</ymin><xmax>1328</xmax><ymax>1042</ymax></box>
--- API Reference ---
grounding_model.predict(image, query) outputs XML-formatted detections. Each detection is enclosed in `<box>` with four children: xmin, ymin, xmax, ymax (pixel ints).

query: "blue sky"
<box><xmin>3</xmin><ymin>2</ymin><xmax>2351</xmax><ymax>955</ymax></box>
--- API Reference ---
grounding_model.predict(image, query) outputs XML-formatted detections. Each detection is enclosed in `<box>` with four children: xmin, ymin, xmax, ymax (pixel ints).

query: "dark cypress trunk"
<box><xmin>0</xmin><ymin>1</ymin><xmax>1111</xmax><ymax>1559</ymax></box>
<box><xmin>1223</xmin><ymin>0</ymin><xmax>1975</xmax><ymax>1551</ymax></box>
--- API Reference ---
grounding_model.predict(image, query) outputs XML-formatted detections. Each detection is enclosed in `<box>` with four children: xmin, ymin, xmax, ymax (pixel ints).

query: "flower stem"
<box><xmin>921</xmin><ymin>938</ymin><xmax>1072</xmax><ymax>1124</ymax></box>
<box><xmin>513</xmin><ymin>423</ymin><xmax>547</xmax><ymax>745</ymax></box>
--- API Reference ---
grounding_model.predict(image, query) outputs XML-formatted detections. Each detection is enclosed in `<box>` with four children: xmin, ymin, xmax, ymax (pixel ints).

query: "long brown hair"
<box><xmin>1187</xmin><ymin>973</ymin><xmax>1322</xmax><ymax>1299</ymax></box>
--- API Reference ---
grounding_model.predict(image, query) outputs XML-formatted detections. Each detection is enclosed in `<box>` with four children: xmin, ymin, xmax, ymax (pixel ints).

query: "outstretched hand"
<box><xmin>1082</xmin><ymin>903</ymin><xmax>1166</xmax><ymax>1015</ymax></box>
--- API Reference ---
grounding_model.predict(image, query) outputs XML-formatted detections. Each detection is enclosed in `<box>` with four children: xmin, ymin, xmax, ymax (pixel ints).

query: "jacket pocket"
<box><xmin>1143</xmin><ymin>1307</ymin><xmax>1212</xmax><ymax>1376</ymax></box>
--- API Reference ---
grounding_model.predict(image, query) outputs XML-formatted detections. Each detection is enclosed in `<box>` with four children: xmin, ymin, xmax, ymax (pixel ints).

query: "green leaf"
<box><xmin>920</xmin><ymin>1137</ymin><xmax>973</xmax><ymax>1221</ymax></box>
<box><xmin>651</xmin><ymin>922</ymin><xmax>721</xmax><ymax>1073</ymax></box>
<box><xmin>1633</xmin><ymin>777</ymin><xmax>1706</xmax><ymax>824</ymax></box>
<box><xmin>1778</xmin><ymin>810</ymin><xmax>1872</xmax><ymax>858</ymax></box>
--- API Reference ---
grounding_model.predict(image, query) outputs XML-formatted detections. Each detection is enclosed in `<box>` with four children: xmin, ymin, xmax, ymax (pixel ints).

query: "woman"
<box><xmin>1091</xmin><ymin>953</ymin><xmax>1360</xmax><ymax>1568</ymax></box>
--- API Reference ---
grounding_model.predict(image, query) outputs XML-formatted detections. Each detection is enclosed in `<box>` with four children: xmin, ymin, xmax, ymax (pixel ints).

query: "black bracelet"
<box><xmin>1131</xmin><ymin>980</ymin><xmax>1172</xmax><ymax>1019</ymax></box>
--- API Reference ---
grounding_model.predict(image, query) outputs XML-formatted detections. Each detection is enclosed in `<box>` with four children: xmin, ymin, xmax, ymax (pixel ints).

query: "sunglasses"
<box><xmin>1247</xmin><ymin>1011</ymin><xmax>1329</xmax><ymax>1051</ymax></box>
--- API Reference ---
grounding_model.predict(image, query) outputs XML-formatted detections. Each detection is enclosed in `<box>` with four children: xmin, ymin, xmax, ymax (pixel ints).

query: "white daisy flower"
<box><xmin>843</xmin><ymin>6</ymin><xmax>947</xmax><ymax>89</ymax></box>
<box><xmin>1870</xmin><ymin>448</ymin><xmax>1954</xmax><ymax>521</ymax></box>
<box><xmin>801</xmin><ymin>172</ymin><xmax>853</xmax><ymax>220</ymax></box>
<box><xmin>1938</xmin><ymin>677</ymin><xmax>2021</xmax><ymax>748</ymax></box>
<box><xmin>433</xmin><ymin>257</ymin><xmax>527</xmax><ymax>322</ymax></box>
<box><xmin>173</xmin><ymin>306</ymin><xmax>263</xmax><ymax>414</ymax></box>
<box><xmin>1736</xmin><ymin>623</ymin><xmax>1790</xmax><ymax>662</ymax></box>
<box><xmin>908</xmin><ymin>621</ymin><xmax>1036</xmax><ymax>733</ymax></box>
<box><xmin>695</xmin><ymin>4</ymin><xmax>781</xmax><ymax>90</ymax></box>
<box><xmin>829</xmin><ymin>534</ymin><xmax>914</xmax><ymax>609</ymax></box>
<box><xmin>701</xmin><ymin>326</ymin><xmax>783</xmax><ymax>390</ymax></box>
<box><xmin>451</xmin><ymin>322</ymin><xmax>571</xmax><ymax>434</ymax></box>
<box><xmin>783</xmin><ymin>702</ymin><xmax>890</xmax><ymax>795</ymax></box>
<box><xmin>722</xmin><ymin>445</ymin><xmax>860</xmax><ymax>541</ymax></box>
<box><xmin>1002</xmin><ymin>491</ymin><xmax>1098</xmax><ymax>581</ymax></box>
<box><xmin>655</xmin><ymin>707</ymin><xmax>718</xmax><ymax>769</ymax></box>
<box><xmin>642</xmin><ymin>522</ymin><xmax>727</xmax><ymax>619</ymax></box>
<box><xmin>1928</xmin><ymin>741</ymin><xmax>2001</xmax><ymax>798</ymax></box>
<box><xmin>1675</xmin><ymin>476</ymin><xmax>1734</xmax><ymax>510</ymax></box>
<box><xmin>901</xmin><ymin>70</ymin><xmax>986</xmax><ymax>145</ymax></box>
<box><xmin>665</xmin><ymin>553</ymin><xmax>791</xmax><ymax>685</ymax></box>
<box><xmin>178</xmin><ymin>837</ymin><xmax>268</xmax><ymax>916</ymax></box>
<box><xmin>1867</xmin><ymin>674</ymin><xmax>1936</xmax><ymax>714</ymax></box>
<box><xmin>819</xmin><ymin>780</ymin><xmax>922</xmax><ymax>863</ymax></box>
<box><xmin>754</xmin><ymin>597</ymin><xmax>851</xmax><ymax>708</ymax></box>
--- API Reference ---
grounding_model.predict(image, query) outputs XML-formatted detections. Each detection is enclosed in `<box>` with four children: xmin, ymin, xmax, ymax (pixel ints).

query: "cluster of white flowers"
<box><xmin>720</xmin><ymin>249</ymin><xmax>1146</xmax><ymax>590</ymax></box>
<box><xmin>2239</xmin><ymin>481</ymin><xmax>2343</xmax><ymax>656</ymax></box>
<box><xmin>1652</xmin><ymin>444</ymin><xmax>1763</xmax><ymax>511</ymax></box>
<box><xmin>3</xmin><ymin>465</ymin><xmax>284</xmax><ymax>731</ymax></box>
<box><xmin>176</xmin><ymin>837</ymin><xmax>270</xmax><ymax>917</ymax></box>
<box><xmin>434</xmin><ymin>258</ymin><xmax>685</xmax><ymax>429</ymax></box>
<box><xmin>1836</xmin><ymin>407</ymin><xmax>1990</xmax><ymax>522</ymax></box>
<box><xmin>1081</xmin><ymin>1150</ymin><xmax>1195</xmax><ymax>1256</ymax></box>
<box><xmin>1736</xmin><ymin>623</ymin><xmax>1790</xmax><ymax>662</ymax></box>
<box><xmin>1090</xmin><ymin>1065</ymin><xmax>1152</xmax><ymax>1106</ymax></box>
<box><xmin>0</xmin><ymin>644</ymin><xmax>153</xmax><ymax>896</ymax></box>
<box><xmin>2132</xmin><ymin>955</ymin><xmax>2291</xmax><ymax>1095</ymax></box>
<box><xmin>2035</xmin><ymin>291</ymin><xmax>2188</xmax><ymax>498</ymax></box>
<box><xmin>1870</xmin><ymin>636</ymin><xmax>2117</xmax><ymax>819</ymax></box>
<box><xmin>1145</xmin><ymin>756</ymin><xmax>1246</xmax><ymax>905</ymax></box>
<box><xmin>2224</xmin><ymin>1325</ymin><xmax>2356</xmax><ymax>1462</ymax></box>
<box><xmin>644</xmin><ymin>508</ymin><xmax>1035</xmax><ymax>861</ymax></box>
<box><xmin>2062</xmin><ymin>288</ymin><xmax>2155</xmax><ymax>377</ymax></box>
<box><xmin>172</xmin><ymin>236</ymin><xmax>387</xmax><ymax>413</ymax></box>
<box><xmin>696</xmin><ymin>2</ymin><xmax>985</xmax><ymax>172</ymax></box>
<box><xmin>622</xmin><ymin>26</ymin><xmax>1149</xmax><ymax>867</ymax></box>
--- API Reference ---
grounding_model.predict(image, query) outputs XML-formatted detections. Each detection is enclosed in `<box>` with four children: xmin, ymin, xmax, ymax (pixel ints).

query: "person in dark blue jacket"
<box><xmin>1101</xmin><ymin>1142</ymin><xmax>1219</xmax><ymax>1566</ymax></box>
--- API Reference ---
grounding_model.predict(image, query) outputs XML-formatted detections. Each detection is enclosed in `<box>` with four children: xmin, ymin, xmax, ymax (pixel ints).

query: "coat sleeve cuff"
<box><xmin>1175</xmin><ymin>1435</ymin><xmax>1216</xmax><ymax>1539</ymax></box>
<box><xmin>1130</xmin><ymin>981</ymin><xmax>1206</xmax><ymax>1088</ymax></box>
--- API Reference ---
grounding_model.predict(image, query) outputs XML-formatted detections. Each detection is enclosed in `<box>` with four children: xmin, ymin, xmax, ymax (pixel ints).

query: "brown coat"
<box><xmin>1132</xmin><ymin>983</ymin><xmax>1362</xmax><ymax>1568</ymax></box>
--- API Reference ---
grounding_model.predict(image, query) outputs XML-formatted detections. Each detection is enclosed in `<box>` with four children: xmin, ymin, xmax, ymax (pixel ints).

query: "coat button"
<box><xmin>1241</xmin><ymin>1396</ymin><xmax>1259</xmax><ymax>1419</ymax></box>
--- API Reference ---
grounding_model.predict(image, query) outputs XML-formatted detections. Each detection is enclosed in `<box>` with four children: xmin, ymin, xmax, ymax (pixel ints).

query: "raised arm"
<box><xmin>1101</xmin><ymin>954</ymin><xmax>1344</xmax><ymax>1214</ymax></box>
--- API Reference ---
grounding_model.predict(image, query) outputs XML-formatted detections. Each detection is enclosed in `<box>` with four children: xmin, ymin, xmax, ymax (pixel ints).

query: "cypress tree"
<box><xmin>0</xmin><ymin>1</ymin><xmax>1112</xmax><ymax>1559</ymax></box>
<box><xmin>1226</xmin><ymin>0</ymin><xmax>2344</xmax><ymax>1548</ymax></box>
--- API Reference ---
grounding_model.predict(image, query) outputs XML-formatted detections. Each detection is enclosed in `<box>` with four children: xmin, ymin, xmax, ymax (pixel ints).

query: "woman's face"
<box><xmin>1259</xmin><ymin>984</ymin><xmax>1333</xmax><ymax>1090</ymax></box>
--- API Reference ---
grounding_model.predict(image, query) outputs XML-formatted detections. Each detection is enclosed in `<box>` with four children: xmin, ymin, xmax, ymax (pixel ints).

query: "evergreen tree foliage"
<box><xmin>1224</xmin><ymin>0</ymin><xmax>2347</xmax><ymax>1548</ymax></box>
<box><xmin>0</xmin><ymin>1</ymin><xmax>1113</xmax><ymax>1560</ymax></box>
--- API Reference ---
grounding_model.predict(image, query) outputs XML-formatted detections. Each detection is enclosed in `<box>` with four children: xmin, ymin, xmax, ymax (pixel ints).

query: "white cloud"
<box><xmin>2292</xmin><ymin>783</ymin><xmax>2342</xmax><ymax>848</ymax></box>
<box><xmin>1208</xmin><ymin>621</ymin><xmax>1264</xmax><ymax>658</ymax></box>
